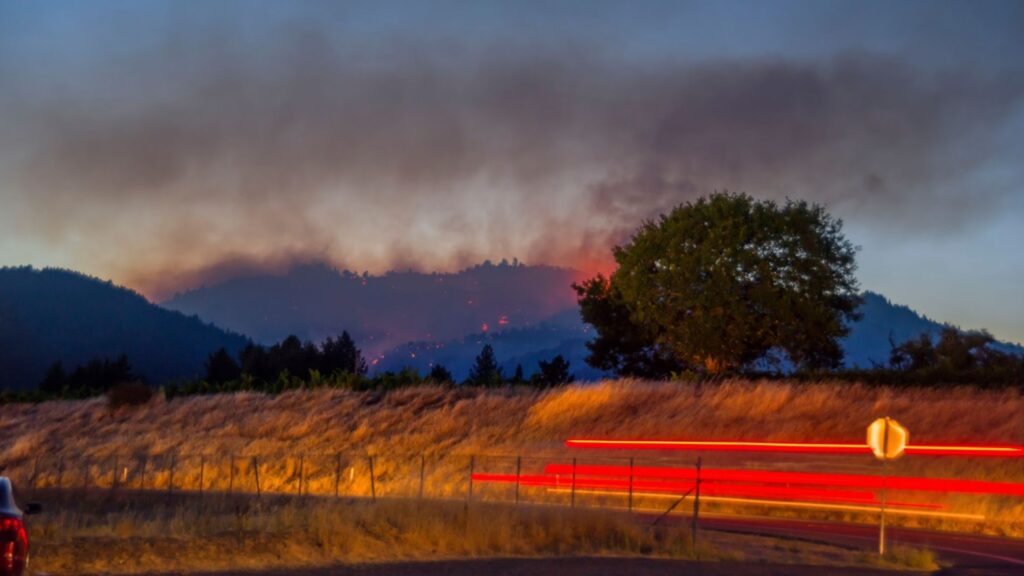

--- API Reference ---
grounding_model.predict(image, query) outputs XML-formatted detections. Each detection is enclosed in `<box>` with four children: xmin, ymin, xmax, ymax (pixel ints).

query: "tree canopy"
<box><xmin>534</xmin><ymin>355</ymin><xmax>575</xmax><ymax>386</ymax></box>
<box><xmin>577</xmin><ymin>193</ymin><xmax>862</xmax><ymax>376</ymax></box>
<box><xmin>39</xmin><ymin>354</ymin><xmax>139</xmax><ymax>394</ymax></box>
<box><xmin>573</xmin><ymin>275</ymin><xmax>685</xmax><ymax>379</ymax></box>
<box><xmin>466</xmin><ymin>344</ymin><xmax>503</xmax><ymax>387</ymax></box>
<box><xmin>206</xmin><ymin>347</ymin><xmax>242</xmax><ymax>384</ymax></box>
<box><xmin>888</xmin><ymin>327</ymin><xmax>1023</xmax><ymax>379</ymax></box>
<box><xmin>428</xmin><ymin>364</ymin><xmax>453</xmax><ymax>383</ymax></box>
<box><xmin>237</xmin><ymin>330</ymin><xmax>367</xmax><ymax>383</ymax></box>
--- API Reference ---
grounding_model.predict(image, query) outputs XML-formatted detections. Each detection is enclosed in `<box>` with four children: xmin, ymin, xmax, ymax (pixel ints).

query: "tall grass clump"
<box><xmin>876</xmin><ymin>545</ymin><xmax>940</xmax><ymax>571</ymax></box>
<box><xmin>106</xmin><ymin>381</ymin><xmax>155</xmax><ymax>409</ymax></box>
<box><xmin>29</xmin><ymin>496</ymin><xmax>696</xmax><ymax>574</ymax></box>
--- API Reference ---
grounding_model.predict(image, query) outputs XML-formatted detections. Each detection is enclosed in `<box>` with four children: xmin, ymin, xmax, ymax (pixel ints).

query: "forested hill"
<box><xmin>844</xmin><ymin>292</ymin><xmax>1024</xmax><ymax>367</ymax></box>
<box><xmin>0</xmin><ymin>267</ymin><xmax>248</xmax><ymax>390</ymax></box>
<box><xmin>375</xmin><ymin>291</ymin><xmax>1024</xmax><ymax>378</ymax></box>
<box><xmin>162</xmin><ymin>261</ymin><xmax>588</xmax><ymax>356</ymax></box>
<box><xmin>5</xmin><ymin>264</ymin><xmax>1019</xmax><ymax>390</ymax></box>
<box><xmin>163</xmin><ymin>260</ymin><xmax>1023</xmax><ymax>378</ymax></box>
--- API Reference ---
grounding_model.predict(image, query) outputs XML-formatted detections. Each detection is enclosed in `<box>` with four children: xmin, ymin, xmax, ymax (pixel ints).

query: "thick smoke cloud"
<box><xmin>2</xmin><ymin>16</ymin><xmax>1022</xmax><ymax>299</ymax></box>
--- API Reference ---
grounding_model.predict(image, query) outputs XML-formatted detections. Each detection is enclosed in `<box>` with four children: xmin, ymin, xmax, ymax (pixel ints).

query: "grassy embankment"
<box><xmin>27</xmin><ymin>494</ymin><xmax>938</xmax><ymax>574</ymax></box>
<box><xmin>1</xmin><ymin>379</ymin><xmax>1021</xmax><ymax>538</ymax></box>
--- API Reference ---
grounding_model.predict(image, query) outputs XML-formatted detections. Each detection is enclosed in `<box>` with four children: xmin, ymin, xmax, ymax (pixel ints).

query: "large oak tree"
<box><xmin>576</xmin><ymin>193</ymin><xmax>861</xmax><ymax>376</ymax></box>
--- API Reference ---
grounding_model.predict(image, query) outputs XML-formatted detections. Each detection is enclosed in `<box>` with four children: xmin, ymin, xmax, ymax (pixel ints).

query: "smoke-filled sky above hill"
<box><xmin>1</xmin><ymin>0</ymin><xmax>1023</xmax><ymax>341</ymax></box>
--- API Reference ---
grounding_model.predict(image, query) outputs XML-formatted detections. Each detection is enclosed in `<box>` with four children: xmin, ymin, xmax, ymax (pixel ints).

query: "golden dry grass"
<box><xmin>1</xmin><ymin>379</ymin><xmax>1022</xmax><ymax>535</ymax></box>
<box><xmin>28</xmin><ymin>497</ymin><xmax>694</xmax><ymax>574</ymax></box>
<box><xmin>26</xmin><ymin>495</ymin><xmax>937</xmax><ymax>575</ymax></box>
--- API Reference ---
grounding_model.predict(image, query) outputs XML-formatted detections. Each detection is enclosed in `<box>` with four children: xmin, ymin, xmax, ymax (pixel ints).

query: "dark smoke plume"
<box><xmin>1</xmin><ymin>15</ymin><xmax>1021</xmax><ymax>298</ymax></box>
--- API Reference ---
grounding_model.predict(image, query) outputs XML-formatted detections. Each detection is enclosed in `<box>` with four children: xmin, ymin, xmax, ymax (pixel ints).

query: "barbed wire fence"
<box><xmin>1</xmin><ymin>449</ymin><xmax>1017</xmax><ymax>537</ymax></box>
<box><xmin>4</xmin><ymin>451</ymin><xmax>706</xmax><ymax>513</ymax></box>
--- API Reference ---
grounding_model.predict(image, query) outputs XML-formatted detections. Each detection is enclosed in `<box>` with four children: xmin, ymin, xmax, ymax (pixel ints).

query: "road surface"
<box><xmin>142</xmin><ymin>558</ymin><xmax>917</xmax><ymax>576</ymax></box>
<box><xmin>699</xmin><ymin>515</ymin><xmax>1024</xmax><ymax>575</ymax></box>
<box><xmin>130</xmin><ymin>520</ymin><xmax>1024</xmax><ymax>576</ymax></box>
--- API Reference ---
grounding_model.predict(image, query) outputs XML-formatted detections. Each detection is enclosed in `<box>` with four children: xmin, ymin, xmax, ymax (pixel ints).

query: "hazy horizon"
<box><xmin>2</xmin><ymin>0</ymin><xmax>1022</xmax><ymax>341</ymax></box>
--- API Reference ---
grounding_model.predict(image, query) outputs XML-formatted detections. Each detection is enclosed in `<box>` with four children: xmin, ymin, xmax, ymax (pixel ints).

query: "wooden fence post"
<box><xmin>515</xmin><ymin>456</ymin><xmax>521</xmax><ymax>505</ymax></box>
<box><xmin>571</xmin><ymin>457</ymin><xmax>577</xmax><ymax>508</ymax></box>
<box><xmin>168</xmin><ymin>453</ymin><xmax>176</xmax><ymax>496</ymax></box>
<box><xmin>334</xmin><ymin>454</ymin><xmax>342</xmax><ymax>498</ymax></box>
<box><xmin>368</xmin><ymin>456</ymin><xmax>376</xmax><ymax>502</ymax></box>
<box><xmin>297</xmin><ymin>455</ymin><xmax>304</xmax><ymax>496</ymax></box>
<box><xmin>467</xmin><ymin>455</ymin><xmax>475</xmax><ymax>503</ymax></box>
<box><xmin>692</xmin><ymin>457</ymin><xmax>701</xmax><ymax>552</ymax></box>
<box><xmin>81</xmin><ymin>457</ymin><xmax>90</xmax><ymax>496</ymax></box>
<box><xmin>628</xmin><ymin>457</ymin><xmax>635</xmax><ymax>513</ymax></box>
<box><xmin>253</xmin><ymin>456</ymin><xmax>261</xmax><ymax>498</ymax></box>
<box><xmin>419</xmin><ymin>455</ymin><xmax>426</xmax><ymax>500</ymax></box>
<box><xmin>198</xmin><ymin>456</ymin><xmax>204</xmax><ymax>496</ymax></box>
<box><xmin>30</xmin><ymin>457</ymin><xmax>39</xmax><ymax>499</ymax></box>
<box><xmin>228</xmin><ymin>454</ymin><xmax>235</xmax><ymax>497</ymax></box>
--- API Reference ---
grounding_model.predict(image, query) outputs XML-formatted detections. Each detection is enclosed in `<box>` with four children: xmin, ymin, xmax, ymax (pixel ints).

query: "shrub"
<box><xmin>880</xmin><ymin>545</ymin><xmax>939</xmax><ymax>571</ymax></box>
<box><xmin>106</xmin><ymin>381</ymin><xmax>154</xmax><ymax>409</ymax></box>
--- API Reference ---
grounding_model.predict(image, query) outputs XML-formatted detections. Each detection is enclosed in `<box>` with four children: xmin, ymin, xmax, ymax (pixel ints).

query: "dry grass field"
<box><xmin>26</xmin><ymin>495</ymin><xmax>938</xmax><ymax>574</ymax></box>
<box><xmin>1</xmin><ymin>379</ymin><xmax>1022</xmax><ymax>537</ymax></box>
<box><xmin>29</xmin><ymin>497</ymin><xmax>695</xmax><ymax>574</ymax></box>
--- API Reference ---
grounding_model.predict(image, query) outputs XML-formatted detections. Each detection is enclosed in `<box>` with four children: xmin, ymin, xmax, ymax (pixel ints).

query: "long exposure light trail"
<box><xmin>547</xmin><ymin>489</ymin><xmax>985</xmax><ymax>520</ymax></box>
<box><xmin>470</xmin><ymin>473</ymin><xmax>944</xmax><ymax>509</ymax></box>
<box><xmin>541</xmin><ymin>464</ymin><xmax>1024</xmax><ymax>497</ymax></box>
<box><xmin>564</xmin><ymin>438</ymin><xmax>1024</xmax><ymax>457</ymax></box>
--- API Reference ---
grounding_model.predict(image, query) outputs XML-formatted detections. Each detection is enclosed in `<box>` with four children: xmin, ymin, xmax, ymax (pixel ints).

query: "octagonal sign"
<box><xmin>867</xmin><ymin>417</ymin><xmax>908</xmax><ymax>460</ymax></box>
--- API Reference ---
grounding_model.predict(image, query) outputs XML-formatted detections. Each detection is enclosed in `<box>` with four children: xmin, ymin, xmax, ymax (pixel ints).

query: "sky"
<box><xmin>1</xmin><ymin>0</ymin><xmax>1022</xmax><ymax>342</ymax></box>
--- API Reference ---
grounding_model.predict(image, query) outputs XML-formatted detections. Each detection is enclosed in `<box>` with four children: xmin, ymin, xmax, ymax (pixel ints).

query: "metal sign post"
<box><xmin>867</xmin><ymin>417</ymin><xmax>908</xmax><ymax>557</ymax></box>
<box><xmin>692</xmin><ymin>456</ymin><xmax>701</xmax><ymax>552</ymax></box>
<box><xmin>879</xmin><ymin>422</ymin><xmax>889</xmax><ymax>556</ymax></box>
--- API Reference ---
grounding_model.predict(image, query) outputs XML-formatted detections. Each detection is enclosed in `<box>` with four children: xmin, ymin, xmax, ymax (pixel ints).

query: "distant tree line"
<box><xmin>460</xmin><ymin>344</ymin><xmax>574</xmax><ymax>388</ymax></box>
<box><xmin>0</xmin><ymin>354</ymin><xmax>154</xmax><ymax>407</ymax></box>
<box><xmin>0</xmin><ymin>334</ymin><xmax>578</xmax><ymax>404</ymax></box>
<box><xmin>205</xmin><ymin>332</ymin><xmax>368</xmax><ymax>386</ymax></box>
<box><xmin>836</xmin><ymin>327</ymin><xmax>1024</xmax><ymax>388</ymax></box>
<box><xmin>168</xmin><ymin>338</ymin><xmax>575</xmax><ymax>399</ymax></box>
<box><xmin>8</xmin><ymin>322</ymin><xmax>1017</xmax><ymax>406</ymax></box>
<box><xmin>38</xmin><ymin>355</ymin><xmax>138</xmax><ymax>396</ymax></box>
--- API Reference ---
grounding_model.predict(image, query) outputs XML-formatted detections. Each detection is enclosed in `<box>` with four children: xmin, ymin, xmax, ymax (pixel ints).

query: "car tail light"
<box><xmin>0</xmin><ymin>517</ymin><xmax>27</xmax><ymax>576</ymax></box>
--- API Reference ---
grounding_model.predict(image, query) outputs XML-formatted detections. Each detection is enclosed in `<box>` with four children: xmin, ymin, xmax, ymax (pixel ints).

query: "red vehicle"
<box><xmin>0</xmin><ymin>477</ymin><xmax>40</xmax><ymax>576</ymax></box>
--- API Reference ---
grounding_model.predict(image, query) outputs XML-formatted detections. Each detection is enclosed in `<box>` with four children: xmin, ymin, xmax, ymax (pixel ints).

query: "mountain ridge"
<box><xmin>374</xmin><ymin>290</ymin><xmax>1024</xmax><ymax>380</ymax></box>
<box><xmin>162</xmin><ymin>261</ymin><xmax>589</xmax><ymax>356</ymax></box>
<box><xmin>163</xmin><ymin>260</ymin><xmax>1023</xmax><ymax>379</ymax></box>
<box><xmin>5</xmin><ymin>263</ymin><xmax>1020</xmax><ymax>390</ymax></box>
<box><xmin>0</xmin><ymin>266</ymin><xmax>249</xmax><ymax>390</ymax></box>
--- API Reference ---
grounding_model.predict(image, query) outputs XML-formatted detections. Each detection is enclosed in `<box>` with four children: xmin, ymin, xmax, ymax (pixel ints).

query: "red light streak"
<box><xmin>564</xmin><ymin>438</ymin><xmax>1024</xmax><ymax>458</ymax></box>
<box><xmin>552</xmin><ymin>489</ymin><xmax>976</xmax><ymax>519</ymax></box>
<box><xmin>471</xmin><ymin>473</ymin><xmax>943</xmax><ymax>509</ymax></box>
<box><xmin>541</xmin><ymin>464</ymin><xmax>1024</xmax><ymax>497</ymax></box>
<box><xmin>566</xmin><ymin>439</ymin><xmax>866</xmax><ymax>454</ymax></box>
<box><xmin>903</xmin><ymin>445</ymin><xmax>1024</xmax><ymax>457</ymax></box>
